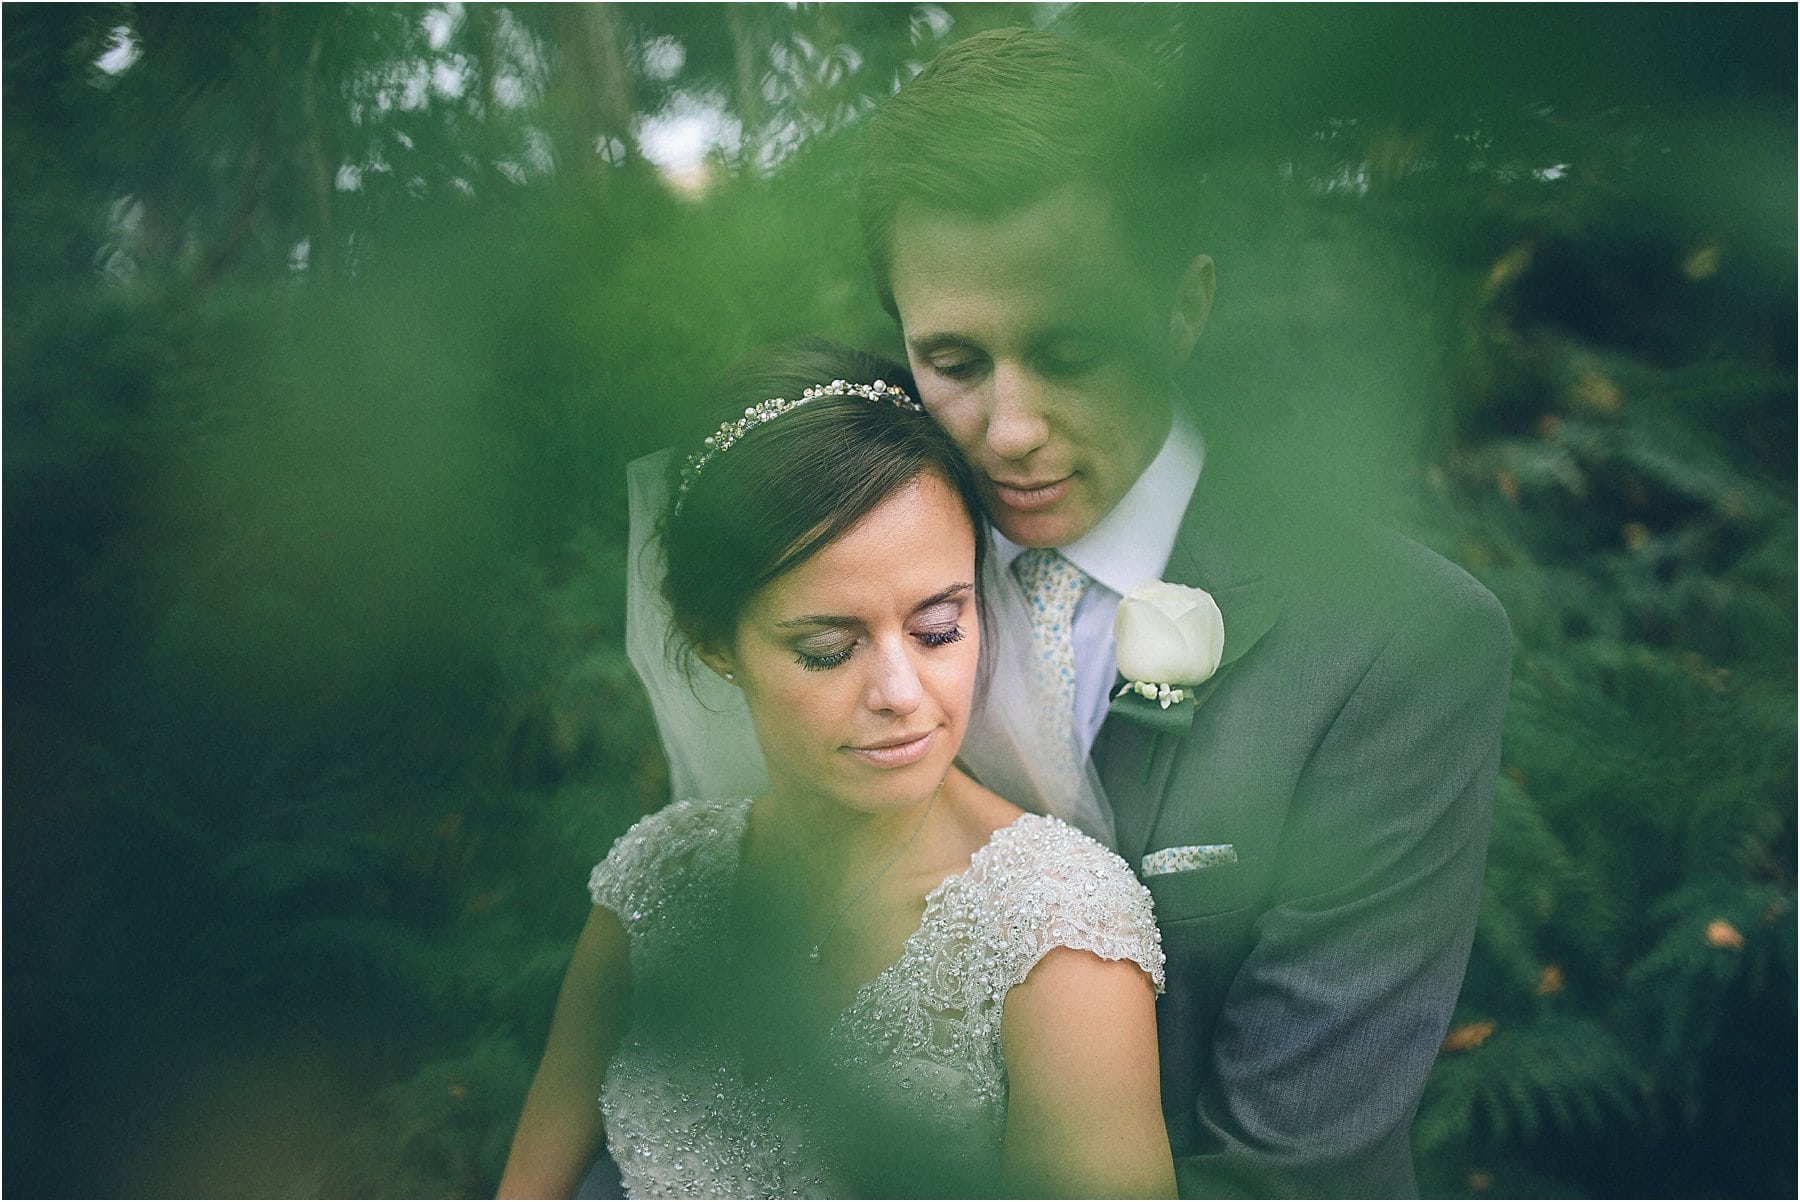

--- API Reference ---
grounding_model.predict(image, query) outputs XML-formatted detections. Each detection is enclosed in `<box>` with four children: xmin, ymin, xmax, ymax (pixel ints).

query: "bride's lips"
<box><xmin>847</xmin><ymin>729</ymin><xmax>936</xmax><ymax>768</ymax></box>
<box><xmin>989</xmin><ymin>474</ymin><xmax>1072</xmax><ymax>513</ymax></box>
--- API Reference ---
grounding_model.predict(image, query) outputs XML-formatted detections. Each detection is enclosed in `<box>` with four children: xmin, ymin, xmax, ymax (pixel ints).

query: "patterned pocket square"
<box><xmin>1141</xmin><ymin>844</ymin><xmax>1238</xmax><ymax>877</ymax></box>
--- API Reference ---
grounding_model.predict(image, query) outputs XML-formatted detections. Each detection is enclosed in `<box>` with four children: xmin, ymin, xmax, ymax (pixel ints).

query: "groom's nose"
<box><xmin>863</xmin><ymin>640</ymin><xmax>925</xmax><ymax>716</ymax></box>
<box><xmin>984</xmin><ymin>365</ymin><xmax>1051</xmax><ymax>461</ymax></box>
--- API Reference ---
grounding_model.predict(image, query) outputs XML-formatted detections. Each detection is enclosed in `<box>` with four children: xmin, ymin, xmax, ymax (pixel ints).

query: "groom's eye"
<box><xmin>1038</xmin><ymin>341</ymin><xmax>1105</xmax><ymax>378</ymax></box>
<box><xmin>928</xmin><ymin>353</ymin><xmax>984</xmax><ymax>381</ymax></box>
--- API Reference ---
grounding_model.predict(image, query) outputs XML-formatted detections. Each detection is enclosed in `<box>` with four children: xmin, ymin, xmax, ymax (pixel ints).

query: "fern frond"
<box><xmin>1424</xmin><ymin>1012</ymin><xmax>1659</xmax><ymax>1179</ymax></box>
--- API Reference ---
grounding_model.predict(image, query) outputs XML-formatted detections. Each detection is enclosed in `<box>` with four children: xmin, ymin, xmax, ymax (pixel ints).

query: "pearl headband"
<box><xmin>675</xmin><ymin>378</ymin><xmax>922</xmax><ymax>514</ymax></box>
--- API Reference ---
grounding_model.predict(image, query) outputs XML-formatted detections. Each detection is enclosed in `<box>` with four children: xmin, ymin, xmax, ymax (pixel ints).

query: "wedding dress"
<box><xmin>588</xmin><ymin>796</ymin><xmax>1165</xmax><ymax>1198</ymax></box>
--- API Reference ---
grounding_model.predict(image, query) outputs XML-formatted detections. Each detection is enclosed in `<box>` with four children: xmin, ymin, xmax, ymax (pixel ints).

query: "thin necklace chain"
<box><xmin>808</xmin><ymin>788</ymin><xmax>939</xmax><ymax>964</ymax></box>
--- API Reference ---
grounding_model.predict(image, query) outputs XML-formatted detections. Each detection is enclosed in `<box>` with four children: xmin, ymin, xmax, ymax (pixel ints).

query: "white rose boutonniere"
<box><xmin>1110</xmin><ymin>581</ymin><xmax>1225</xmax><ymax>731</ymax></box>
<box><xmin>1116</xmin><ymin>581</ymin><xmax>1225</xmax><ymax>696</ymax></box>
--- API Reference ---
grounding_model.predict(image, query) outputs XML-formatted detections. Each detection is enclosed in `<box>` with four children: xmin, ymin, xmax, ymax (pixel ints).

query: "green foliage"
<box><xmin>5</xmin><ymin>4</ymin><xmax>1792</xmax><ymax>1198</ymax></box>
<box><xmin>1417</xmin><ymin>1018</ymin><xmax>1655</xmax><ymax>1156</ymax></box>
<box><xmin>1404</xmin><ymin>82</ymin><xmax>1795</xmax><ymax>1195</ymax></box>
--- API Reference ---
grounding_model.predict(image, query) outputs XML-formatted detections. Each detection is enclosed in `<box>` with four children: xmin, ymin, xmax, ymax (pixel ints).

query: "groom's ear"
<box><xmin>1168</xmin><ymin>254</ymin><xmax>1216</xmax><ymax>364</ymax></box>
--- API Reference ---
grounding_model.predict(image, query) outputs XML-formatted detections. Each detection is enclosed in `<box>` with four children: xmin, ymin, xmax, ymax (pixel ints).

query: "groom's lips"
<box><xmin>989</xmin><ymin>474</ymin><xmax>1072</xmax><ymax>513</ymax></box>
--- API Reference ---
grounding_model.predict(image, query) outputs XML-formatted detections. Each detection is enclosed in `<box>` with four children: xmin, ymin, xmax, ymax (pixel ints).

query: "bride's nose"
<box><xmin>862</xmin><ymin>640</ymin><xmax>924</xmax><ymax>716</ymax></box>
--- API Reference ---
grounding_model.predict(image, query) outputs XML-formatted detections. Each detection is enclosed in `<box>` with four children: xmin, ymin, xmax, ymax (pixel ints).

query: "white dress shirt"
<box><xmin>994</xmin><ymin>411</ymin><xmax>1204</xmax><ymax>760</ymax></box>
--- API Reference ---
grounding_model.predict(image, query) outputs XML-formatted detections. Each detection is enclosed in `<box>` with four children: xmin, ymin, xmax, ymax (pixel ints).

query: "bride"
<box><xmin>498</xmin><ymin>341</ymin><xmax>1173</xmax><ymax>1198</ymax></box>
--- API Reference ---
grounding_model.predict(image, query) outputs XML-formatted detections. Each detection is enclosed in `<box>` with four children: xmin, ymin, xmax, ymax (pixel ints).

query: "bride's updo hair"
<box><xmin>663</xmin><ymin>337</ymin><xmax>987</xmax><ymax>656</ymax></box>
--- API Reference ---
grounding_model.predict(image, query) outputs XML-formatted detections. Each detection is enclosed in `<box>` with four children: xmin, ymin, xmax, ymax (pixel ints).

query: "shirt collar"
<box><xmin>995</xmin><ymin>406</ymin><xmax>1204</xmax><ymax>597</ymax></box>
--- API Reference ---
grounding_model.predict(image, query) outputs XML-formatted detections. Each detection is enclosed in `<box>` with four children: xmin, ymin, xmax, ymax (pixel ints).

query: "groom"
<box><xmin>858</xmin><ymin>29</ymin><xmax>1511</xmax><ymax>1198</ymax></box>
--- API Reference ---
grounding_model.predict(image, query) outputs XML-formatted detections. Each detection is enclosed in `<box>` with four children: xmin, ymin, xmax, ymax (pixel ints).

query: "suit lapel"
<box><xmin>1099</xmin><ymin>713</ymin><xmax>1182</xmax><ymax>865</ymax></box>
<box><xmin>1095</xmin><ymin>468</ymin><xmax>1283</xmax><ymax>867</ymax></box>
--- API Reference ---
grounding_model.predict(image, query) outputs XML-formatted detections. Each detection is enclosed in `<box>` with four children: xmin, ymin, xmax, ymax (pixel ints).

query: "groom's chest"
<box><xmin>1095</xmin><ymin>638</ymin><xmax>1333</xmax><ymax>929</ymax></box>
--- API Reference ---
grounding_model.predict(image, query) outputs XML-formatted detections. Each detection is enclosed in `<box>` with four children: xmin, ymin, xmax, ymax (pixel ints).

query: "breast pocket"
<box><xmin>1146</xmin><ymin>860</ymin><xmax>1259</xmax><ymax>1017</ymax></box>
<box><xmin>1142</xmin><ymin>859</ymin><xmax>1257</xmax><ymax>923</ymax></box>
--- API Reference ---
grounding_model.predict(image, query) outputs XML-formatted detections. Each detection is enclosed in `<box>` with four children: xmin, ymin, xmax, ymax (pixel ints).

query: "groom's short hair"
<box><xmin>857</xmin><ymin>27</ymin><xmax>1201</xmax><ymax>314</ymax></box>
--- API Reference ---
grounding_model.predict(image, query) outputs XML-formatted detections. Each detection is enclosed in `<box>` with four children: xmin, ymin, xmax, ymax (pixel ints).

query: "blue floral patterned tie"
<box><xmin>1012</xmin><ymin>547</ymin><xmax>1093</xmax><ymax>775</ymax></box>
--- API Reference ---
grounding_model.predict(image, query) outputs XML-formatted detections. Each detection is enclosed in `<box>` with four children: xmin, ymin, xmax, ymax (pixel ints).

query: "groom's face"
<box><xmin>889</xmin><ymin>184</ymin><xmax>1209</xmax><ymax>548</ymax></box>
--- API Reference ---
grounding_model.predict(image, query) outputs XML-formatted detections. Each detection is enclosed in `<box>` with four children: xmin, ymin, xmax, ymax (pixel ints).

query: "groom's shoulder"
<box><xmin>1324</xmin><ymin>529</ymin><xmax>1504</xmax><ymax>683</ymax></box>
<box><xmin>1256</xmin><ymin>517</ymin><xmax>1510</xmax><ymax>672</ymax></box>
<box><xmin>1320</xmin><ymin>526</ymin><xmax>1502</xmax><ymax>620</ymax></box>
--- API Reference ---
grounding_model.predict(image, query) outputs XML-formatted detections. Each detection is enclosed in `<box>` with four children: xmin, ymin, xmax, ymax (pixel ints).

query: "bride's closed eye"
<box><xmin>790</xmin><ymin>601</ymin><xmax>969</xmax><ymax>672</ymax></box>
<box><xmin>792</xmin><ymin>626</ymin><xmax>967</xmax><ymax>672</ymax></box>
<box><xmin>794</xmin><ymin>639</ymin><xmax>856</xmax><ymax>672</ymax></box>
<box><xmin>911</xmin><ymin>599</ymin><xmax>967</xmax><ymax>650</ymax></box>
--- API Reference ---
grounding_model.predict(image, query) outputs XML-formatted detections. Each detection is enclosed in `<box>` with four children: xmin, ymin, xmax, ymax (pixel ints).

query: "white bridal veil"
<box><xmin>625</xmin><ymin>451</ymin><xmax>770</xmax><ymax>802</ymax></box>
<box><xmin>623</xmin><ymin>450</ymin><xmax>1117</xmax><ymax>847</ymax></box>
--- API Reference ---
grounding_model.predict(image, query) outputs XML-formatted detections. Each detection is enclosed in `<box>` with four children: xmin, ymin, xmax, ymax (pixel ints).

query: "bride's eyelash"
<box><xmin>793</xmin><ymin>624</ymin><xmax>964</xmax><ymax>672</ymax></box>
<box><xmin>795</xmin><ymin>646</ymin><xmax>854</xmax><ymax>672</ymax></box>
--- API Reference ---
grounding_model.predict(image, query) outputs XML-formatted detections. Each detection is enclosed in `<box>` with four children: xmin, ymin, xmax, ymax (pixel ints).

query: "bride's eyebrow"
<box><xmin>911</xmin><ymin>582</ymin><xmax>974</xmax><ymax>614</ymax></box>
<box><xmin>774</xmin><ymin>613</ymin><xmax>857</xmax><ymax>630</ymax></box>
<box><xmin>774</xmin><ymin>583</ymin><xmax>972</xmax><ymax>630</ymax></box>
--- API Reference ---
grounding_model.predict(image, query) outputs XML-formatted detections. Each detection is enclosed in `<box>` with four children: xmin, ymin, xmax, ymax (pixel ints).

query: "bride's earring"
<box><xmin>698</xmin><ymin>646</ymin><xmax>737</xmax><ymax>685</ymax></box>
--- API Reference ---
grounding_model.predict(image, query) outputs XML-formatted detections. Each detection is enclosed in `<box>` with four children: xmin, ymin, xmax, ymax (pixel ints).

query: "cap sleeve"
<box><xmin>586</xmin><ymin>798</ymin><xmax>748</xmax><ymax>934</ymax></box>
<box><xmin>992</xmin><ymin>817</ymin><xmax>1166</xmax><ymax>996</ymax></box>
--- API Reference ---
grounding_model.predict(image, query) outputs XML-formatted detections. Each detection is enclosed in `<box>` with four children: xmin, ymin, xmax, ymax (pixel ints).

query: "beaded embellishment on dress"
<box><xmin>588</xmin><ymin>797</ymin><xmax>1164</xmax><ymax>1199</ymax></box>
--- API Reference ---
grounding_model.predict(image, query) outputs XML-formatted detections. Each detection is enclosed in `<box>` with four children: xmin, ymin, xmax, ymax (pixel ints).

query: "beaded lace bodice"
<box><xmin>587</xmin><ymin>796</ymin><xmax>1164</xmax><ymax>1199</ymax></box>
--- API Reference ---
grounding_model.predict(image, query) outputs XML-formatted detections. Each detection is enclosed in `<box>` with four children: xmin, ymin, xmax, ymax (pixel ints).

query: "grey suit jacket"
<box><xmin>1094</xmin><ymin>469</ymin><xmax>1511</xmax><ymax>1198</ymax></box>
